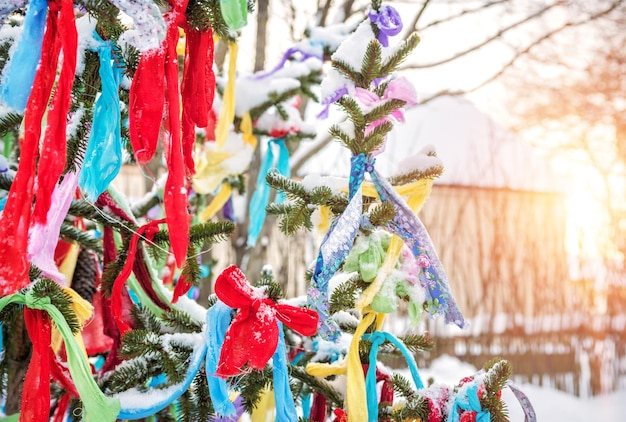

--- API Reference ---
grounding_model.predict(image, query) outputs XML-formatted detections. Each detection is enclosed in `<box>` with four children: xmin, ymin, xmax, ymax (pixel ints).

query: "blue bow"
<box><xmin>309</xmin><ymin>153</ymin><xmax>465</xmax><ymax>341</ymax></box>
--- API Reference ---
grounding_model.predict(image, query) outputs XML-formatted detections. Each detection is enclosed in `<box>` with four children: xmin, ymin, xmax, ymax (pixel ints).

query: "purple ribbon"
<box><xmin>254</xmin><ymin>46</ymin><xmax>322</xmax><ymax>80</ymax></box>
<box><xmin>317</xmin><ymin>86</ymin><xmax>349</xmax><ymax>119</ymax></box>
<box><xmin>368</xmin><ymin>5</ymin><xmax>403</xmax><ymax>47</ymax></box>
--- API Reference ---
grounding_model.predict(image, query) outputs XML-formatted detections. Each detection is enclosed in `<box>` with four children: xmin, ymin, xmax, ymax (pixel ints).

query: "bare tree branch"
<box><xmin>416</xmin><ymin>0</ymin><xmax>510</xmax><ymax>32</ymax></box>
<box><xmin>402</xmin><ymin>2</ymin><xmax>560</xmax><ymax>69</ymax></box>
<box><xmin>403</xmin><ymin>0</ymin><xmax>432</xmax><ymax>40</ymax></box>
<box><xmin>317</xmin><ymin>0</ymin><xmax>334</xmax><ymax>26</ymax></box>
<box><xmin>418</xmin><ymin>0</ymin><xmax>625</xmax><ymax>104</ymax></box>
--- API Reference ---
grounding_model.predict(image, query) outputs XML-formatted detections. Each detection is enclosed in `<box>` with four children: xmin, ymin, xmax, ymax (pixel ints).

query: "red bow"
<box><xmin>214</xmin><ymin>265</ymin><xmax>318</xmax><ymax>377</ymax></box>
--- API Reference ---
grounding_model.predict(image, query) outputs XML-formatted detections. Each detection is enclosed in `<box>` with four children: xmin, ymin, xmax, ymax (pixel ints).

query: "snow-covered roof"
<box><xmin>297</xmin><ymin>95</ymin><xmax>561</xmax><ymax>192</ymax></box>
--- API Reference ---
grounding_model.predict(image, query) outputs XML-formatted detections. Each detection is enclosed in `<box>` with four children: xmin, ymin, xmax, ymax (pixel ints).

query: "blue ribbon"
<box><xmin>362</xmin><ymin>331</ymin><xmax>423</xmax><ymax>422</ymax></box>
<box><xmin>301</xmin><ymin>393</ymin><xmax>311</xmax><ymax>419</ymax></box>
<box><xmin>308</xmin><ymin>153</ymin><xmax>366</xmax><ymax>341</ymax></box>
<box><xmin>0</xmin><ymin>0</ymin><xmax>47</xmax><ymax>112</ymax></box>
<box><xmin>78</xmin><ymin>31</ymin><xmax>124</xmax><ymax>200</ymax></box>
<box><xmin>116</xmin><ymin>334</ymin><xmax>207</xmax><ymax>420</ymax></box>
<box><xmin>206</xmin><ymin>301</ymin><xmax>237</xmax><ymax>417</ymax></box>
<box><xmin>272</xmin><ymin>322</ymin><xmax>298</xmax><ymax>422</ymax></box>
<box><xmin>310</xmin><ymin>152</ymin><xmax>465</xmax><ymax>340</ymax></box>
<box><xmin>368</xmin><ymin>160</ymin><xmax>465</xmax><ymax>328</ymax></box>
<box><xmin>449</xmin><ymin>384</ymin><xmax>491</xmax><ymax>422</ymax></box>
<box><xmin>247</xmin><ymin>138</ymin><xmax>290</xmax><ymax>248</ymax></box>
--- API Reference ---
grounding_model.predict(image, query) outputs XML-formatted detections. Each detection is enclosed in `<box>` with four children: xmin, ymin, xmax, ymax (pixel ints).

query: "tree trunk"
<box><xmin>4</xmin><ymin>313</ymin><xmax>31</xmax><ymax>414</ymax></box>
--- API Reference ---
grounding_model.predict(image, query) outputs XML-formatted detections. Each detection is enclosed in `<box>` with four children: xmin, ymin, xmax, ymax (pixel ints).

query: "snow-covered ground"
<box><xmin>420</xmin><ymin>355</ymin><xmax>626</xmax><ymax>422</ymax></box>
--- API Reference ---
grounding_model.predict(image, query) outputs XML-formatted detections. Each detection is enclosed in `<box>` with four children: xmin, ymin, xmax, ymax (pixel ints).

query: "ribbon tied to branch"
<box><xmin>309</xmin><ymin>152</ymin><xmax>465</xmax><ymax>341</ymax></box>
<box><xmin>214</xmin><ymin>265</ymin><xmax>318</xmax><ymax>377</ymax></box>
<box><xmin>367</xmin><ymin>5</ymin><xmax>403</xmax><ymax>47</ymax></box>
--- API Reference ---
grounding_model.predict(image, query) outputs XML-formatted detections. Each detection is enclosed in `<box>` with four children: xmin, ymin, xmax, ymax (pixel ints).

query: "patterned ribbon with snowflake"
<box><xmin>309</xmin><ymin>153</ymin><xmax>465</xmax><ymax>340</ymax></box>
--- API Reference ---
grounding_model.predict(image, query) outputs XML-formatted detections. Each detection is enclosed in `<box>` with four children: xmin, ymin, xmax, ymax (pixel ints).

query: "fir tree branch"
<box><xmin>359</xmin><ymin>40</ymin><xmax>383</xmax><ymax>87</ymax></box>
<box><xmin>0</xmin><ymin>112</ymin><xmax>23</xmax><ymax>137</ymax></box>
<box><xmin>59</xmin><ymin>223</ymin><xmax>103</xmax><ymax>254</ymax></box>
<box><xmin>30</xmin><ymin>279</ymin><xmax>81</xmax><ymax>334</ymax></box>
<box><xmin>161</xmin><ymin>308</ymin><xmax>203</xmax><ymax>333</ymax></box>
<box><xmin>380</xmin><ymin>32</ymin><xmax>420</xmax><ymax>76</ymax></box>
<box><xmin>289</xmin><ymin>366</ymin><xmax>343</xmax><ymax>408</ymax></box>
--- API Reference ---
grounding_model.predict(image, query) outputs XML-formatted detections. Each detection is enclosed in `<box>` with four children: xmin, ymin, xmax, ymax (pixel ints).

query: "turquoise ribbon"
<box><xmin>0</xmin><ymin>0</ymin><xmax>47</xmax><ymax>111</ymax></box>
<box><xmin>78</xmin><ymin>31</ymin><xmax>123</xmax><ymax>200</ymax></box>
<box><xmin>449</xmin><ymin>384</ymin><xmax>490</xmax><ymax>422</ymax></box>
<box><xmin>301</xmin><ymin>393</ymin><xmax>311</xmax><ymax>419</ymax></box>
<box><xmin>116</xmin><ymin>334</ymin><xmax>206</xmax><ymax>419</ymax></box>
<box><xmin>362</xmin><ymin>331</ymin><xmax>423</xmax><ymax>422</ymax></box>
<box><xmin>246</xmin><ymin>138</ymin><xmax>290</xmax><ymax>248</ymax></box>
<box><xmin>206</xmin><ymin>301</ymin><xmax>236</xmax><ymax>417</ymax></box>
<box><xmin>272</xmin><ymin>322</ymin><xmax>298</xmax><ymax>422</ymax></box>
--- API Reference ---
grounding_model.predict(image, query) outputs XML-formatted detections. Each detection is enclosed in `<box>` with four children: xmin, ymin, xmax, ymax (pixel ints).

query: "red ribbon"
<box><xmin>129</xmin><ymin>49</ymin><xmax>165</xmax><ymax>163</ymax></box>
<box><xmin>214</xmin><ymin>265</ymin><xmax>319</xmax><ymax>377</ymax></box>
<box><xmin>32</xmin><ymin>0</ymin><xmax>77</xmax><ymax>225</ymax></box>
<box><xmin>172</xmin><ymin>272</ymin><xmax>192</xmax><ymax>303</ymax></box>
<box><xmin>21</xmin><ymin>309</ymin><xmax>53</xmax><ymax>421</ymax></box>
<box><xmin>100</xmin><ymin>226</ymin><xmax>126</xmax><ymax>373</ymax></box>
<box><xmin>181</xmin><ymin>27</ymin><xmax>215</xmax><ymax>175</ymax></box>
<box><xmin>111</xmin><ymin>218</ymin><xmax>166</xmax><ymax>335</ymax></box>
<box><xmin>0</xmin><ymin>2</ymin><xmax>62</xmax><ymax>295</ymax></box>
<box><xmin>163</xmin><ymin>9</ymin><xmax>190</xmax><ymax>268</ymax></box>
<box><xmin>310</xmin><ymin>392</ymin><xmax>327</xmax><ymax>422</ymax></box>
<box><xmin>129</xmin><ymin>0</ymin><xmax>216</xmax><ymax>268</ymax></box>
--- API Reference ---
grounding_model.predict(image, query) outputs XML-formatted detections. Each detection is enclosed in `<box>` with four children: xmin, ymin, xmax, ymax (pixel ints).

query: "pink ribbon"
<box><xmin>353</xmin><ymin>76</ymin><xmax>417</xmax><ymax>155</ymax></box>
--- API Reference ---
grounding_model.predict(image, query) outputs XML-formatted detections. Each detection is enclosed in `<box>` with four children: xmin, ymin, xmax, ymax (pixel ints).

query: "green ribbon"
<box><xmin>0</xmin><ymin>291</ymin><xmax>121</xmax><ymax>422</ymax></box>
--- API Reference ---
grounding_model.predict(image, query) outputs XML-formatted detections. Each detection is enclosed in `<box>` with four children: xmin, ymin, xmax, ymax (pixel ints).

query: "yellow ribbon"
<box><xmin>52</xmin><ymin>243</ymin><xmax>93</xmax><ymax>354</ymax></box>
<box><xmin>199</xmin><ymin>183</ymin><xmax>232</xmax><ymax>223</ymax></box>
<box><xmin>215</xmin><ymin>41</ymin><xmax>238</xmax><ymax>148</ymax></box>
<box><xmin>240</xmin><ymin>111</ymin><xmax>258</xmax><ymax>149</ymax></box>
<box><xmin>317</xmin><ymin>205</ymin><xmax>331</xmax><ymax>235</ymax></box>
<box><xmin>306</xmin><ymin>309</ymin><xmax>385</xmax><ymax>422</ymax></box>
<box><xmin>356</xmin><ymin>179</ymin><xmax>433</xmax><ymax>311</ymax></box>
<box><xmin>251</xmin><ymin>388</ymin><xmax>275</xmax><ymax>422</ymax></box>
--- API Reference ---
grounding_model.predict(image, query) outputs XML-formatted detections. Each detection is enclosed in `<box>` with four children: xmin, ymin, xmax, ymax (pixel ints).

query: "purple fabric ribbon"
<box><xmin>368</xmin><ymin>5</ymin><xmax>403</xmax><ymax>47</ymax></box>
<box><xmin>254</xmin><ymin>46</ymin><xmax>321</xmax><ymax>80</ymax></box>
<box><xmin>317</xmin><ymin>86</ymin><xmax>349</xmax><ymax>119</ymax></box>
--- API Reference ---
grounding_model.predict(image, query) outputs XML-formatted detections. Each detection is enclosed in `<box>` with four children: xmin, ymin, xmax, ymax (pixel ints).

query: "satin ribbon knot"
<box><xmin>214</xmin><ymin>265</ymin><xmax>319</xmax><ymax>377</ymax></box>
<box><xmin>367</xmin><ymin>5</ymin><xmax>403</xmax><ymax>47</ymax></box>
